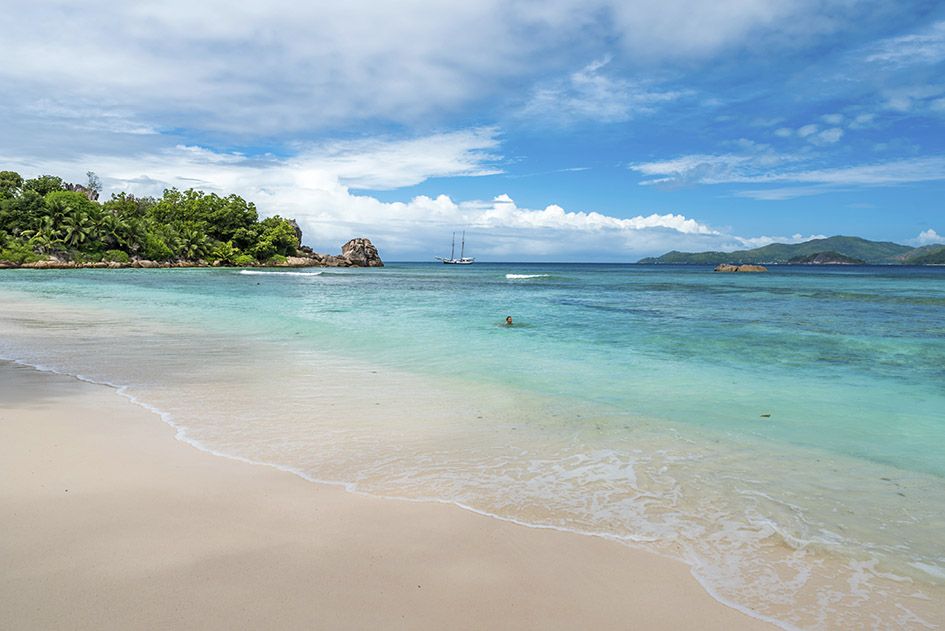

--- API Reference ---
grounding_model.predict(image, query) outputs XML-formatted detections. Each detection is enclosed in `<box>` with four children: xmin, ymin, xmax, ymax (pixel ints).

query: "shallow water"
<box><xmin>1</xmin><ymin>263</ymin><xmax>943</xmax><ymax>629</ymax></box>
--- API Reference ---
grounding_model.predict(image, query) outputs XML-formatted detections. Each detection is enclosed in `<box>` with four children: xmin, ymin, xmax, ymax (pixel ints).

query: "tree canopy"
<box><xmin>0</xmin><ymin>170</ymin><xmax>300</xmax><ymax>266</ymax></box>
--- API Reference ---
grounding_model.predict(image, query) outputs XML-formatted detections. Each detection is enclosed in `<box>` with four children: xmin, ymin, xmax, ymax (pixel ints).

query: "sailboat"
<box><xmin>435</xmin><ymin>231</ymin><xmax>475</xmax><ymax>265</ymax></box>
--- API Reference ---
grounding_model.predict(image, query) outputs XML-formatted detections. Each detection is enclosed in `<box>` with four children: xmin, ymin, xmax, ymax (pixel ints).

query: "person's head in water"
<box><xmin>505</xmin><ymin>316</ymin><xmax>513</xmax><ymax>325</ymax></box>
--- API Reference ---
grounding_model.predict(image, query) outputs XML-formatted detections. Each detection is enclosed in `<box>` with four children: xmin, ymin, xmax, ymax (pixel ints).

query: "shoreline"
<box><xmin>0</xmin><ymin>360</ymin><xmax>779</xmax><ymax>630</ymax></box>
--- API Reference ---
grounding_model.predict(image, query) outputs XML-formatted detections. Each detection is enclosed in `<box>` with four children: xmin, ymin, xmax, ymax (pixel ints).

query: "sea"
<box><xmin>1</xmin><ymin>262</ymin><xmax>943</xmax><ymax>630</ymax></box>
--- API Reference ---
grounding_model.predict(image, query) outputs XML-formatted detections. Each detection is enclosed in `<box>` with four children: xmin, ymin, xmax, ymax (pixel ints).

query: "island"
<box><xmin>0</xmin><ymin>170</ymin><xmax>382</xmax><ymax>269</ymax></box>
<box><xmin>787</xmin><ymin>251</ymin><xmax>865</xmax><ymax>265</ymax></box>
<box><xmin>638</xmin><ymin>235</ymin><xmax>945</xmax><ymax>266</ymax></box>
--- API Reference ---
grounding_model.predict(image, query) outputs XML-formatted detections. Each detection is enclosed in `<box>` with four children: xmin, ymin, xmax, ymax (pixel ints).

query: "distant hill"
<box><xmin>904</xmin><ymin>245</ymin><xmax>945</xmax><ymax>265</ymax></box>
<box><xmin>788</xmin><ymin>251</ymin><xmax>866</xmax><ymax>264</ymax></box>
<box><xmin>637</xmin><ymin>236</ymin><xmax>945</xmax><ymax>265</ymax></box>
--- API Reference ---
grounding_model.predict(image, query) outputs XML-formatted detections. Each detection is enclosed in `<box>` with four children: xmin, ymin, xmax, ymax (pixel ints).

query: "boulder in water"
<box><xmin>714</xmin><ymin>263</ymin><xmax>767</xmax><ymax>272</ymax></box>
<box><xmin>341</xmin><ymin>238</ymin><xmax>384</xmax><ymax>267</ymax></box>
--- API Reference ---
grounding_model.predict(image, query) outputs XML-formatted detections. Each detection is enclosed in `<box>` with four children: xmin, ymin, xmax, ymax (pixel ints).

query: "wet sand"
<box><xmin>0</xmin><ymin>361</ymin><xmax>778</xmax><ymax>630</ymax></box>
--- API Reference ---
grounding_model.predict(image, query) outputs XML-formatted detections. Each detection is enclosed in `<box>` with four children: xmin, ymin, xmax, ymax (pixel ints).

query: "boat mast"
<box><xmin>450</xmin><ymin>232</ymin><xmax>456</xmax><ymax>260</ymax></box>
<box><xmin>460</xmin><ymin>231</ymin><xmax>465</xmax><ymax>259</ymax></box>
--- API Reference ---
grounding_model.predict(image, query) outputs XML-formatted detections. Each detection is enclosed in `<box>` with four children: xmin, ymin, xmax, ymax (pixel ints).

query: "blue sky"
<box><xmin>2</xmin><ymin>1</ymin><xmax>944</xmax><ymax>261</ymax></box>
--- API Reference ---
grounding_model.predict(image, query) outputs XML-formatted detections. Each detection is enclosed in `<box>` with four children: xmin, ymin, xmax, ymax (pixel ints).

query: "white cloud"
<box><xmin>797</xmin><ymin>124</ymin><xmax>819</xmax><ymax>137</ymax></box>
<box><xmin>605</xmin><ymin>0</ymin><xmax>860</xmax><ymax>59</ymax></box>
<box><xmin>630</xmin><ymin>145</ymin><xmax>800</xmax><ymax>187</ymax></box>
<box><xmin>292</xmin><ymin>128</ymin><xmax>504</xmax><ymax>190</ymax></box>
<box><xmin>781</xmin><ymin>157</ymin><xmax>945</xmax><ymax>186</ymax></box>
<box><xmin>3</xmin><ymin>140</ymin><xmax>781</xmax><ymax>261</ymax></box>
<box><xmin>865</xmin><ymin>20</ymin><xmax>945</xmax><ymax>68</ymax></box>
<box><xmin>0</xmin><ymin>0</ymin><xmax>877</xmax><ymax>145</ymax></box>
<box><xmin>26</xmin><ymin>100</ymin><xmax>158</xmax><ymax>136</ymax></box>
<box><xmin>913</xmin><ymin>228</ymin><xmax>944</xmax><ymax>246</ymax></box>
<box><xmin>520</xmin><ymin>57</ymin><xmax>685</xmax><ymax>124</ymax></box>
<box><xmin>631</xmin><ymin>154</ymin><xmax>945</xmax><ymax>190</ymax></box>
<box><xmin>848</xmin><ymin>113</ymin><xmax>876</xmax><ymax>129</ymax></box>
<box><xmin>882</xmin><ymin>85</ymin><xmax>945</xmax><ymax>113</ymax></box>
<box><xmin>811</xmin><ymin>127</ymin><xmax>844</xmax><ymax>145</ymax></box>
<box><xmin>479</xmin><ymin>194</ymin><xmax>719</xmax><ymax>235</ymax></box>
<box><xmin>0</xmin><ymin>1</ymin><xmax>548</xmax><ymax>134</ymax></box>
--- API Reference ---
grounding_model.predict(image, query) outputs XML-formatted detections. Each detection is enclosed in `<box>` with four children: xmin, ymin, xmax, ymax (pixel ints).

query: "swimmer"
<box><xmin>504</xmin><ymin>316</ymin><xmax>513</xmax><ymax>326</ymax></box>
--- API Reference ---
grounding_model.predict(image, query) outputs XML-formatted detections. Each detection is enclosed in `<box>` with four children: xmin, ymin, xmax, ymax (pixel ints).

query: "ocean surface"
<box><xmin>1</xmin><ymin>262</ymin><xmax>943</xmax><ymax>629</ymax></box>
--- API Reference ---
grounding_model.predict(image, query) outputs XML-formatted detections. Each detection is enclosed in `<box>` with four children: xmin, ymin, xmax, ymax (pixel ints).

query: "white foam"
<box><xmin>237</xmin><ymin>270</ymin><xmax>323</xmax><ymax>276</ymax></box>
<box><xmin>909</xmin><ymin>561</ymin><xmax>945</xmax><ymax>580</ymax></box>
<box><xmin>506</xmin><ymin>273</ymin><xmax>549</xmax><ymax>279</ymax></box>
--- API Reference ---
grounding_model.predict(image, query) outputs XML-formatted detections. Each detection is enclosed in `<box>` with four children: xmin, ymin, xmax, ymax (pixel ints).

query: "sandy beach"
<box><xmin>0</xmin><ymin>360</ymin><xmax>779</xmax><ymax>630</ymax></box>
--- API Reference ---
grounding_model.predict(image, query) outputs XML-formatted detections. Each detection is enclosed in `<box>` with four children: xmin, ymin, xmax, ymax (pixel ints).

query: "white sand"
<box><xmin>0</xmin><ymin>362</ymin><xmax>778</xmax><ymax>630</ymax></box>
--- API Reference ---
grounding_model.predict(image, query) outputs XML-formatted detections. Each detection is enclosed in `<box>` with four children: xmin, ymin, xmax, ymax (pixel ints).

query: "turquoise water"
<box><xmin>1</xmin><ymin>263</ymin><xmax>943</xmax><ymax>629</ymax></box>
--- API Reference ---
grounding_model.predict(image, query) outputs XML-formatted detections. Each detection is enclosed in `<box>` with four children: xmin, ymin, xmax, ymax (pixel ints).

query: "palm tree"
<box><xmin>179</xmin><ymin>225</ymin><xmax>211</xmax><ymax>260</ymax></box>
<box><xmin>99</xmin><ymin>214</ymin><xmax>130</xmax><ymax>249</ymax></box>
<box><xmin>60</xmin><ymin>210</ymin><xmax>94</xmax><ymax>249</ymax></box>
<box><xmin>123</xmin><ymin>218</ymin><xmax>147</xmax><ymax>254</ymax></box>
<box><xmin>21</xmin><ymin>216</ymin><xmax>60</xmax><ymax>254</ymax></box>
<box><xmin>44</xmin><ymin>196</ymin><xmax>71</xmax><ymax>224</ymax></box>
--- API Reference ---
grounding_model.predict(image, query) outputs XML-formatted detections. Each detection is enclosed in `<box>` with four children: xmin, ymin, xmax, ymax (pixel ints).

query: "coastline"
<box><xmin>0</xmin><ymin>360</ymin><xmax>779</xmax><ymax>630</ymax></box>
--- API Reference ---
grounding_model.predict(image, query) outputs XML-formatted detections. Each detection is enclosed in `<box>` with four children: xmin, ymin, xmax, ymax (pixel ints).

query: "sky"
<box><xmin>1</xmin><ymin>0</ymin><xmax>944</xmax><ymax>261</ymax></box>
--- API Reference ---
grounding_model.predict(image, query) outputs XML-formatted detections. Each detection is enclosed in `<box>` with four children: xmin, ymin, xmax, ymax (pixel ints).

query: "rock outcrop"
<box><xmin>340</xmin><ymin>238</ymin><xmax>383</xmax><ymax>267</ymax></box>
<box><xmin>287</xmin><ymin>219</ymin><xmax>303</xmax><ymax>248</ymax></box>
<box><xmin>64</xmin><ymin>183</ymin><xmax>100</xmax><ymax>202</ymax></box>
<box><xmin>714</xmin><ymin>263</ymin><xmax>768</xmax><ymax>272</ymax></box>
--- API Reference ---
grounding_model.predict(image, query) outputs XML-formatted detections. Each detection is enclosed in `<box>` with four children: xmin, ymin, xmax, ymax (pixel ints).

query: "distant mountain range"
<box><xmin>637</xmin><ymin>236</ymin><xmax>945</xmax><ymax>265</ymax></box>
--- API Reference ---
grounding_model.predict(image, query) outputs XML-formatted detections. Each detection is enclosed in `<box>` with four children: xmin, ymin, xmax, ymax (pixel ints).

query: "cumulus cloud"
<box><xmin>3</xmin><ymin>139</ymin><xmax>787</xmax><ymax>261</ymax></box>
<box><xmin>810</xmin><ymin>127</ymin><xmax>844</xmax><ymax>145</ymax></box>
<box><xmin>797</xmin><ymin>124</ymin><xmax>819</xmax><ymax>137</ymax></box>
<box><xmin>479</xmin><ymin>194</ymin><xmax>719</xmax><ymax>235</ymax></box>
<box><xmin>848</xmin><ymin>113</ymin><xmax>876</xmax><ymax>129</ymax></box>
<box><xmin>882</xmin><ymin>85</ymin><xmax>945</xmax><ymax>113</ymax></box>
<box><xmin>787</xmin><ymin>124</ymin><xmax>844</xmax><ymax>145</ymax></box>
<box><xmin>1</xmin><ymin>1</ymin><xmax>937</xmax><ymax>260</ymax></box>
<box><xmin>913</xmin><ymin>228</ymin><xmax>944</xmax><ymax>246</ymax></box>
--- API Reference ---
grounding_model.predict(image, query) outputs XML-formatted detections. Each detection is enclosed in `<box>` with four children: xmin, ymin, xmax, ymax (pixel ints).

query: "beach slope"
<box><xmin>0</xmin><ymin>362</ymin><xmax>776</xmax><ymax>630</ymax></box>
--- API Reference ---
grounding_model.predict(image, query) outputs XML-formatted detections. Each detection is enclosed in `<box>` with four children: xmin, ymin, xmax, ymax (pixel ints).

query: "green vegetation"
<box><xmin>904</xmin><ymin>246</ymin><xmax>945</xmax><ymax>265</ymax></box>
<box><xmin>0</xmin><ymin>170</ymin><xmax>299</xmax><ymax>266</ymax></box>
<box><xmin>787</xmin><ymin>251</ymin><xmax>866</xmax><ymax>264</ymax></box>
<box><xmin>638</xmin><ymin>236</ymin><xmax>945</xmax><ymax>265</ymax></box>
